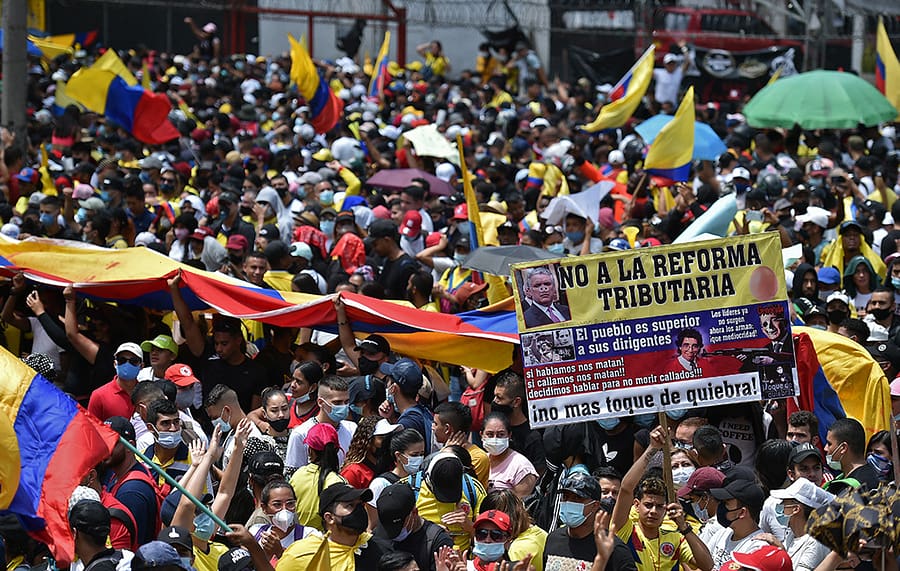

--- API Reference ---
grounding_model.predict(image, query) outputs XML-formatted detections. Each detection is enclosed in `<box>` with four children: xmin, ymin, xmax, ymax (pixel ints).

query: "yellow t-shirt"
<box><xmin>425</xmin><ymin>53</ymin><xmax>450</xmax><ymax>77</ymax></box>
<box><xmin>616</xmin><ymin>512</ymin><xmax>694</xmax><ymax>571</ymax></box>
<box><xmin>467</xmin><ymin>443</ymin><xmax>491</xmax><ymax>489</ymax></box>
<box><xmin>277</xmin><ymin>532</ymin><xmax>371</xmax><ymax>571</ymax></box>
<box><xmin>415</xmin><ymin>477</ymin><xmax>485</xmax><ymax>551</ymax></box>
<box><xmin>193</xmin><ymin>541</ymin><xmax>230</xmax><ymax>571</ymax></box>
<box><xmin>290</xmin><ymin>464</ymin><xmax>347</xmax><ymax>531</ymax></box>
<box><xmin>510</xmin><ymin>524</ymin><xmax>548</xmax><ymax>571</ymax></box>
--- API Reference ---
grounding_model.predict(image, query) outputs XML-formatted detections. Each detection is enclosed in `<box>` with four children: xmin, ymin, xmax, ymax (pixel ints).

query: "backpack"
<box><xmin>377</xmin><ymin>471</ymin><xmax>402</xmax><ymax>485</ymax></box>
<box><xmin>405</xmin><ymin>470</ymin><xmax>479</xmax><ymax>509</ymax></box>
<box><xmin>461</xmin><ymin>383</ymin><xmax>487</xmax><ymax>433</ymax></box>
<box><xmin>100</xmin><ymin>490</ymin><xmax>138</xmax><ymax>551</ymax></box>
<box><xmin>108</xmin><ymin>465</ymin><xmax>166</xmax><ymax>537</ymax></box>
<box><xmin>83</xmin><ymin>550</ymin><xmax>125</xmax><ymax>571</ymax></box>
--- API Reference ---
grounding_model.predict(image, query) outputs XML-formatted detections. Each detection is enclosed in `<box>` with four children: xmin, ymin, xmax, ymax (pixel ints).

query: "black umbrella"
<box><xmin>462</xmin><ymin>245</ymin><xmax>561</xmax><ymax>277</ymax></box>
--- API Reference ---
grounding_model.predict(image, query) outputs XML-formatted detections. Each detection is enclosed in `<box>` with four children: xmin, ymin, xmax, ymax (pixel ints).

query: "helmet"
<box><xmin>756</xmin><ymin>173</ymin><xmax>783</xmax><ymax>200</ymax></box>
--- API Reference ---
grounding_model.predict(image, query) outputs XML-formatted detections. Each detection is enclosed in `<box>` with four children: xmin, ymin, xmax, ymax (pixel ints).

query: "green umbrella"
<box><xmin>744</xmin><ymin>70</ymin><xmax>898</xmax><ymax>129</ymax></box>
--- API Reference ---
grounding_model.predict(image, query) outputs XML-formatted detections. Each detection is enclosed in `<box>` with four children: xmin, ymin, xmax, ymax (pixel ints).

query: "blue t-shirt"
<box><xmin>111</xmin><ymin>464</ymin><xmax>158</xmax><ymax>546</ymax></box>
<box><xmin>398</xmin><ymin>404</ymin><xmax>434</xmax><ymax>455</ymax></box>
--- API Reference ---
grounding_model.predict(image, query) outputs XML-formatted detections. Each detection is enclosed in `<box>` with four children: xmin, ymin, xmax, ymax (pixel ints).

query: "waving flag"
<box><xmin>0</xmin><ymin>347</ymin><xmax>118</xmax><ymax>565</ymax></box>
<box><xmin>456</xmin><ymin>134</ymin><xmax>485</xmax><ymax>248</ymax></box>
<box><xmin>581</xmin><ymin>46</ymin><xmax>654</xmax><ymax>133</ymax></box>
<box><xmin>368</xmin><ymin>31</ymin><xmax>391</xmax><ymax>99</ymax></box>
<box><xmin>643</xmin><ymin>86</ymin><xmax>695</xmax><ymax>183</ymax></box>
<box><xmin>288</xmin><ymin>34</ymin><xmax>343</xmax><ymax>134</ymax></box>
<box><xmin>877</xmin><ymin>18</ymin><xmax>900</xmax><ymax>117</ymax></box>
<box><xmin>65</xmin><ymin>50</ymin><xmax>178</xmax><ymax>144</ymax></box>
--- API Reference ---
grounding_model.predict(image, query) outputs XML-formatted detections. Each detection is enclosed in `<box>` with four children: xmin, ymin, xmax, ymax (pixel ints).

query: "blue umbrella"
<box><xmin>635</xmin><ymin>114</ymin><xmax>727</xmax><ymax>161</ymax></box>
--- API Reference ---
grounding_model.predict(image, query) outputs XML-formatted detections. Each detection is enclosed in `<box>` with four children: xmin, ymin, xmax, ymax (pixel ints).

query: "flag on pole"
<box><xmin>643</xmin><ymin>86</ymin><xmax>695</xmax><ymax>183</ymax></box>
<box><xmin>876</xmin><ymin>17</ymin><xmax>900</xmax><ymax>117</ymax></box>
<box><xmin>368</xmin><ymin>31</ymin><xmax>391</xmax><ymax>99</ymax></box>
<box><xmin>456</xmin><ymin>134</ymin><xmax>484</xmax><ymax>248</ymax></box>
<box><xmin>581</xmin><ymin>46</ymin><xmax>655</xmax><ymax>132</ymax></box>
<box><xmin>288</xmin><ymin>34</ymin><xmax>343</xmax><ymax>134</ymax></box>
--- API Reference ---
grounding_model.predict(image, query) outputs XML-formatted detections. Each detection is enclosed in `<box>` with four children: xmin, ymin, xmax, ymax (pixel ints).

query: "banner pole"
<box><xmin>119</xmin><ymin>436</ymin><xmax>233</xmax><ymax>533</ymax></box>
<box><xmin>658</xmin><ymin>413</ymin><xmax>675</xmax><ymax>502</ymax></box>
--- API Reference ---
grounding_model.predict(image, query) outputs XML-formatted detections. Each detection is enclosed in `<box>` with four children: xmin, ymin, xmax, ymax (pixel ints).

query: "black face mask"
<box><xmin>491</xmin><ymin>402</ymin><xmax>514</xmax><ymax>417</ymax></box>
<box><xmin>239</xmin><ymin>205</ymin><xmax>253</xmax><ymax>216</ymax></box>
<box><xmin>827</xmin><ymin>309</ymin><xmax>849</xmax><ymax>325</ymax></box>
<box><xmin>358</xmin><ymin>356</ymin><xmax>379</xmax><ymax>376</ymax></box>
<box><xmin>228</xmin><ymin>254</ymin><xmax>244</xmax><ymax>265</ymax></box>
<box><xmin>268</xmin><ymin>418</ymin><xmax>290</xmax><ymax>432</ymax></box>
<box><xmin>337</xmin><ymin>503</ymin><xmax>368</xmax><ymax>533</ymax></box>
<box><xmin>716</xmin><ymin>503</ymin><xmax>735</xmax><ymax>528</ymax></box>
<box><xmin>871</xmin><ymin>308</ymin><xmax>893</xmax><ymax>321</ymax></box>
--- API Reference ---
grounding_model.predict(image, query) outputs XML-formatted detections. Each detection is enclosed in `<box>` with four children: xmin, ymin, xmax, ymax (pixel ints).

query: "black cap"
<box><xmin>264</xmin><ymin>239</ymin><xmax>290</xmax><ymax>262</ymax></box>
<box><xmin>102</xmin><ymin>176</ymin><xmax>124</xmax><ymax>191</ymax></box>
<box><xmin>455</xmin><ymin>236</ymin><xmax>471</xmax><ymax>250</ymax></box>
<box><xmin>425</xmin><ymin>452</ymin><xmax>463</xmax><ymax>503</ymax></box>
<box><xmin>335</xmin><ymin>211</ymin><xmax>356</xmax><ymax>225</ymax></box>
<box><xmin>867</xmin><ymin>341</ymin><xmax>900</xmax><ymax>371</ymax></box>
<box><xmin>218</xmin><ymin>547</ymin><xmax>252</xmax><ymax>571</ymax></box>
<box><xmin>258</xmin><ymin>223</ymin><xmax>280</xmax><ymax>240</ymax></box>
<box><xmin>839</xmin><ymin>220</ymin><xmax>863</xmax><ymax>234</ymax></box>
<box><xmin>348</xmin><ymin>375</ymin><xmax>385</xmax><ymax>405</ymax></box>
<box><xmin>368</xmin><ymin>218</ymin><xmax>399</xmax><ymax>239</ymax></box>
<box><xmin>104</xmin><ymin>416</ymin><xmax>136</xmax><ymax>442</ymax></box>
<box><xmin>319</xmin><ymin>483</ymin><xmax>373</xmax><ymax>517</ymax></box>
<box><xmin>218</xmin><ymin>191</ymin><xmax>239</xmax><ymax>205</ymax></box>
<box><xmin>377</xmin><ymin>482</ymin><xmax>416</xmax><ymax>539</ymax></box>
<box><xmin>354</xmin><ymin>334</ymin><xmax>390</xmax><ymax>355</ymax></box>
<box><xmin>789</xmin><ymin>442</ymin><xmax>822</xmax><ymax>465</ymax></box>
<box><xmin>710</xmin><ymin>481</ymin><xmax>765</xmax><ymax>512</ymax></box>
<box><xmin>558</xmin><ymin>471</ymin><xmax>602</xmax><ymax>501</ymax></box>
<box><xmin>69</xmin><ymin>500</ymin><xmax>111</xmax><ymax>537</ymax></box>
<box><xmin>157</xmin><ymin>526</ymin><xmax>193</xmax><ymax>551</ymax></box>
<box><xmin>248</xmin><ymin>451</ymin><xmax>284</xmax><ymax>479</ymax></box>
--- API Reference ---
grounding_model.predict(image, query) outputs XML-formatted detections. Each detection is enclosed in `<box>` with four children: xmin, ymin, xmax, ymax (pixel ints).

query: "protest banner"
<box><xmin>511</xmin><ymin>233</ymin><xmax>798</xmax><ymax>428</ymax></box>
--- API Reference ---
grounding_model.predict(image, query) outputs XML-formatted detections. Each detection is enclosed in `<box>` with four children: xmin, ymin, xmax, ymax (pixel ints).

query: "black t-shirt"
<box><xmin>375</xmin><ymin>520</ymin><xmax>453</xmax><ymax>571</ymax></box>
<box><xmin>587</xmin><ymin>422</ymin><xmax>636</xmax><ymax>477</ymax></box>
<box><xmin>200</xmin><ymin>355</ymin><xmax>268</xmax><ymax>412</ymax></box>
<box><xmin>510</xmin><ymin>420</ymin><xmax>546</xmax><ymax>472</ymax></box>
<box><xmin>544</xmin><ymin>526</ymin><xmax>636</xmax><ymax>571</ymax></box>
<box><xmin>354</xmin><ymin>535</ymin><xmax>391</xmax><ymax>569</ymax></box>
<box><xmin>254</xmin><ymin>345</ymin><xmax>293</xmax><ymax>389</ymax></box>
<box><xmin>378</xmin><ymin>253</ymin><xmax>419</xmax><ymax>299</ymax></box>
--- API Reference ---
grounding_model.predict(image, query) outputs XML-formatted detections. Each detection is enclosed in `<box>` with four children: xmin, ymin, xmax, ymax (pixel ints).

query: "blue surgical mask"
<box><xmin>349</xmin><ymin>403</ymin><xmax>364</xmax><ymax>417</ymax></box>
<box><xmin>39</xmin><ymin>213</ymin><xmax>55</xmax><ymax>227</ymax></box>
<box><xmin>99</xmin><ymin>190</ymin><xmax>111</xmax><ymax>202</ymax></box>
<box><xmin>156</xmin><ymin>430</ymin><xmax>183</xmax><ymax>449</ymax></box>
<box><xmin>892</xmin><ymin>277</ymin><xmax>900</xmax><ymax>289</ymax></box>
<box><xmin>320</xmin><ymin>220</ymin><xmax>335</xmax><ymax>236</ymax></box>
<box><xmin>597</xmin><ymin>417</ymin><xmax>620</xmax><ymax>430</ymax></box>
<box><xmin>692</xmin><ymin>501</ymin><xmax>709</xmax><ymax>522</ymax></box>
<box><xmin>402</xmin><ymin>454</ymin><xmax>423</xmax><ymax>475</ymax></box>
<box><xmin>453</xmin><ymin>252</ymin><xmax>468</xmax><ymax>265</ymax></box>
<box><xmin>558</xmin><ymin>500</ymin><xmax>588</xmax><ymax>527</ymax></box>
<box><xmin>116</xmin><ymin>362</ymin><xmax>141</xmax><ymax>382</ymax></box>
<box><xmin>326</xmin><ymin>402</ymin><xmax>349</xmax><ymax>423</ymax></box>
<box><xmin>180</xmin><ymin>558</ymin><xmax>192</xmax><ymax>570</ymax></box>
<box><xmin>139</xmin><ymin>172</ymin><xmax>152</xmax><ymax>184</ymax></box>
<box><xmin>213</xmin><ymin>417</ymin><xmax>231</xmax><ymax>434</ymax></box>
<box><xmin>319</xmin><ymin>190</ymin><xmax>334</xmax><ymax>205</ymax></box>
<box><xmin>566</xmin><ymin>231</ymin><xmax>584</xmax><ymax>244</ymax></box>
<box><xmin>667</xmin><ymin>408</ymin><xmax>688</xmax><ymax>421</ymax></box>
<box><xmin>473</xmin><ymin>541</ymin><xmax>506</xmax><ymax>562</ymax></box>
<box><xmin>75</xmin><ymin>207</ymin><xmax>88</xmax><ymax>224</ymax></box>
<box><xmin>633</xmin><ymin>413</ymin><xmax>656</xmax><ymax>428</ymax></box>
<box><xmin>393</xmin><ymin>527</ymin><xmax>411</xmax><ymax>542</ymax></box>
<box><xmin>547</xmin><ymin>243</ymin><xmax>565</xmax><ymax>255</ymax></box>
<box><xmin>774</xmin><ymin>503</ymin><xmax>789</xmax><ymax>527</ymax></box>
<box><xmin>193</xmin><ymin>512</ymin><xmax>215</xmax><ymax>540</ymax></box>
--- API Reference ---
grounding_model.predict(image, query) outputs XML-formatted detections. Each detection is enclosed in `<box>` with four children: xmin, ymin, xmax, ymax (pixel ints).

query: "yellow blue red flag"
<box><xmin>877</xmin><ymin>18</ymin><xmax>900</xmax><ymax>117</ymax></box>
<box><xmin>368</xmin><ymin>32</ymin><xmax>391</xmax><ymax>99</ymax></box>
<box><xmin>643</xmin><ymin>86</ymin><xmax>695</xmax><ymax>182</ymax></box>
<box><xmin>288</xmin><ymin>34</ymin><xmax>343</xmax><ymax>134</ymax></box>
<box><xmin>581</xmin><ymin>46</ymin><xmax>654</xmax><ymax>132</ymax></box>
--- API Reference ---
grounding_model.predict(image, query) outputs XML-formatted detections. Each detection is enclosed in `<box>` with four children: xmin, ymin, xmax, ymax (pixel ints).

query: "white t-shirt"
<box><xmin>785</xmin><ymin>533</ymin><xmax>831</xmax><ymax>571</ymax></box>
<box><xmin>27</xmin><ymin>316</ymin><xmax>63</xmax><ymax>370</ymax></box>
<box><xmin>709</xmin><ymin>527</ymin><xmax>768</xmax><ymax>570</ymax></box>
<box><xmin>284</xmin><ymin>417</ymin><xmax>357</xmax><ymax>469</ymax></box>
<box><xmin>653</xmin><ymin>67</ymin><xmax>684</xmax><ymax>106</ymax></box>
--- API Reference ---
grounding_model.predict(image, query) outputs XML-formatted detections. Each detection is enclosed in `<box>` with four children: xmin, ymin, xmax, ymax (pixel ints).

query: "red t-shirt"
<box><xmin>87</xmin><ymin>377</ymin><xmax>135</xmax><ymax>421</ymax></box>
<box><xmin>340</xmin><ymin>462</ymin><xmax>375</xmax><ymax>489</ymax></box>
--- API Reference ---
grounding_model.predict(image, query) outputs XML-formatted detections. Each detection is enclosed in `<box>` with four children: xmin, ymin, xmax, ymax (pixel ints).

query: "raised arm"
<box><xmin>168</xmin><ymin>272</ymin><xmax>206</xmax><ymax>357</ymax></box>
<box><xmin>334</xmin><ymin>295</ymin><xmax>360</xmax><ymax>368</ymax></box>
<box><xmin>611</xmin><ymin>424</ymin><xmax>668</xmax><ymax>531</ymax></box>
<box><xmin>63</xmin><ymin>285</ymin><xmax>100</xmax><ymax>364</ymax></box>
<box><xmin>2</xmin><ymin>273</ymin><xmax>32</xmax><ymax>332</ymax></box>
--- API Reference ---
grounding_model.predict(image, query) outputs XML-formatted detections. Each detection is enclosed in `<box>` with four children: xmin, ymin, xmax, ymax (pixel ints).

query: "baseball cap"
<box><xmin>867</xmin><ymin>341</ymin><xmax>900</xmax><ymax>371</ymax></box>
<box><xmin>677</xmin><ymin>467</ymin><xmax>725</xmax><ymax>498</ymax></box>
<box><xmin>319</xmin><ymin>482</ymin><xmax>373</xmax><ymax>516</ymax></box>
<box><xmin>226</xmin><ymin>234</ymin><xmax>249</xmax><ymax>251</ymax></box>
<box><xmin>104</xmin><ymin>416</ymin><xmax>136</xmax><ymax>442</ymax></box>
<box><xmin>368</xmin><ymin>218</ymin><xmax>399</xmax><ymax>239</ymax></box>
<box><xmin>164</xmin><ymin>364</ymin><xmax>200</xmax><ymax>387</ymax></box>
<box><xmin>825</xmin><ymin>291</ymin><xmax>851</xmax><ymax>307</ymax></box>
<box><xmin>474</xmin><ymin>509</ymin><xmax>512</xmax><ymax>533</ymax></box>
<box><xmin>558</xmin><ymin>471</ymin><xmax>602</xmax><ymax>501</ymax></box>
<box><xmin>806</xmin><ymin>158</ymin><xmax>834</xmax><ymax>176</ymax></box>
<box><xmin>455</xmin><ymin>281</ymin><xmax>488</xmax><ymax>306</ymax></box>
<box><xmin>789</xmin><ymin>442</ymin><xmax>822</xmax><ymax>465</ymax></box>
<box><xmin>663</xmin><ymin>53</ymin><xmax>678</xmax><ymax>64</ymax></box>
<box><xmin>218</xmin><ymin>547</ymin><xmax>252</xmax><ymax>571</ymax></box>
<box><xmin>839</xmin><ymin>220</ymin><xmax>863</xmax><ymax>234</ymax></box>
<box><xmin>190</xmin><ymin>227</ymin><xmax>214</xmax><ymax>241</ymax></box>
<box><xmin>101</xmin><ymin>176</ymin><xmax>125</xmax><ymax>192</ymax></box>
<box><xmin>730</xmin><ymin>545</ymin><xmax>792</xmax><ymax>571</ymax></box>
<box><xmin>134</xmin><ymin>541</ymin><xmax>191</xmax><ymax>571</ymax></box>
<box><xmin>452</xmin><ymin>203</ymin><xmax>468</xmax><ymax>220</ymax></box>
<box><xmin>770</xmin><ymin>477</ymin><xmax>834</xmax><ymax>509</ymax></box>
<box><xmin>248</xmin><ymin>450</ymin><xmax>284</xmax><ymax>479</ymax></box>
<box><xmin>304</xmin><ymin>422</ymin><xmax>339</xmax><ymax>452</ymax></box>
<box><xmin>139</xmin><ymin>157</ymin><xmax>163</xmax><ymax>170</ymax></box>
<box><xmin>377</xmin><ymin>482</ymin><xmax>416</xmax><ymax>538</ymax></box>
<box><xmin>16</xmin><ymin>167</ymin><xmax>39</xmax><ymax>184</ymax></box>
<box><xmin>354</xmin><ymin>334</ymin><xmax>390</xmax><ymax>356</ymax></box>
<box><xmin>218</xmin><ymin>191</ymin><xmax>240</xmax><ymax>206</ymax></box>
<box><xmin>289</xmin><ymin>242</ymin><xmax>313</xmax><ymax>261</ymax></box>
<box><xmin>115</xmin><ymin>342</ymin><xmax>143</xmax><ymax>358</ymax></box>
<box><xmin>298</xmin><ymin>171</ymin><xmax>323</xmax><ymax>186</ymax></box>
<box><xmin>141</xmin><ymin>334</ymin><xmax>178</xmax><ymax>355</ymax></box>
<box><xmin>79</xmin><ymin>197</ymin><xmax>106</xmax><ymax>211</ymax></box>
<box><xmin>710</xmin><ymin>481</ymin><xmax>765</xmax><ymax>513</ymax></box>
<box><xmin>258</xmin><ymin>224</ymin><xmax>280</xmax><ymax>241</ymax></box>
<box><xmin>157</xmin><ymin>526</ymin><xmax>193</xmax><ymax>551</ymax></box>
<box><xmin>379</xmin><ymin>358</ymin><xmax>424</xmax><ymax>394</ymax></box>
<box><xmin>773</xmin><ymin>198</ymin><xmax>792</xmax><ymax>212</ymax></box>
<box><xmin>348</xmin><ymin>375</ymin><xmax>384</xmax><ymax>405</ymax></box>
<box><xmin>400</xmin><ymin>210</ymin><xmax>422</xmax><ymax>237</ymax></box>
<box><xmin>373</xmin><ymin>418</ymin><xmax>402</xmax><ymax>437</ymax></box>
<box><xmin>72</xmin><ymin>183</ymin><xmax>95</xmax><ymax>200</ymax></box>
<box><xmin>68</xmin><ymin>499</ymin><xmax>110</xmax><ymax>538</ymax></box>
<box><xmin>817</xmin><ymin>266</ymin><xmax>841</xmax><ymax>285</ymax></box>
<box><xmin>425</xmin><ymin>452</ymin><xmax>463</xmax><ymax>503</ymax></box>
<box><xmin>731</xmin><ymin>166</ymin><xmax>751</xmax><ymax>180</ymax></box>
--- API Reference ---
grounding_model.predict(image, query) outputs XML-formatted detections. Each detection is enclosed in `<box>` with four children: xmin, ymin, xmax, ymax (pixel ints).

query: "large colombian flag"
<box><xmin>643</xmin><ymin>86</ymin><xmax>695</xmax><ymax>183</ymax></box>
<box><xmin>876</xmin><ymin>17</ymin><xmax>900</xmax><ymax>120</ymax></box>
<box><xmin>581</xmin><ymin>46</ymin><xmax>654</xmax><ymax>133</ymax></box>
<box><xmin>65</xmin><ymin>50</ymin><xmax>179</xmax><ymax>145</ymax></box>
<box><xmin>288</xmin><ymin>34</ymin><xmax>343</xmax><ymax>134</ymax></box>
<box><xmin>0</xmin><ymin>347</ymin><xmax>118</xmax><ymax>565</ymax></box>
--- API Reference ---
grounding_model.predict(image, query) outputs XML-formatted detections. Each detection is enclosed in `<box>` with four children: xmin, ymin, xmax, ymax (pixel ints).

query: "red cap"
<box><xmin>190</xmin><ymin>226</ymin><xmax>214</xmax><ymax>241</ymax></box>
<box><xmin>191</xmin><ymin>129</ymin><xmax>211</xmax><ymax>142</ymax></box>
<box><xmin>226</xmin><ymin>234</ymin><xmax>249</xmax><ymax>251</ymax></box>
<box><xmin>452</xmin><ymin>203</ymin><xmax>468</xmax><ymax>221</ymax></box>
<box><xmin>165</xmin><ymin>364</ymin><xmax>200</xmax><ymax>387</ymax></box>
<box><xmin>400</xmin><ymin>210</ymin><xmax>422</xmax><ymax>237</ymax></box>
<box><xmin>425</xmin><ymin>232</ymin><xmax>443</xmax><ymax>248</ymax></box>
<box><xmin>304</xmin><ymin>422</ymin><xmax>339</xmax><ymax>451</ymax></box>
<box><xmin>54</xmin><ymin>175</ymin><xmax>72</xmax><ymax>189</ymax></box>
<box><xmin>726</xmin><ymin>546</ymin><xmax>792</xmax><ymax>571</ymax></box>
<box><xmin>372</xmin><ymin>205</ymin><xmax>391</xmax><ymax>220</ymax></box>
<box><xmin>474</xmin><ymin>510</ymin><xmax>511</xmax><ymax>533</ymax></box>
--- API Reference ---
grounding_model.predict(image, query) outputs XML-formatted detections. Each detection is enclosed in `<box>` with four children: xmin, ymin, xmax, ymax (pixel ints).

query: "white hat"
<box><xmin>115</xmin><ymin>342</ymin><xmax>144</xmax><ymax>359</ymax></box>
<box><xmin>663</xmin><ymin>53</ymin><xmax>679</xmax><ymax>64</ymax></box>
<box><xmin>529</xmin><ymin>117</ymin><xmax>550</xmax><ymax>129</ymax></box>
<box><xmin>435</xmin><ymin>163</ymin><xmax>457</xmax><ymax>183</ymax></box>
<box><xmin>730</xmin><ymin>166</ymin><xmax>751</xmax><ymax>180</ymax></box>
<box><xmin>608</xmin><ymin>150</ymin><xmax>625</xmax><ymax>165</ymax></box>
<box><xmin>203</xmin><ymin>22</ymin><xmax>217</xmax><ymax>34</ymax></box>
<box><xmin>770</xmin><ymin>478</ymin><xmax>834</xmax><ymax>509</ymax></box>
<box><xmin>289</xmin><ymin>242</ymin><xmax>313</xmax><ymax>261</ymax></box>
<box><xmin>379</xmin><ymin>125</ymin><xmax>401</xmax><ymax>140</ymax></box>
<box><xmin>373</xmin><ymin>418</ymin><xmax>402</xmax><ymax>436</ymax></box>
<box><xmin>795</xmin><ymin>206</ymin><xmax>830</xmax><ymax>229</ymax></box>
<box><xmin>134</xmin><ymin>232</ymin><xmax>160</xmax><ymax>247</ymax></box>
<box><xmin>826</xmin><ymin>291</ymin><xmax>851</xmax><ymax>307</ymax></box>
<box><xmin>1</xmin><ymin>223</ymin><xmax>20</xmax><ymax>239</ymax></box>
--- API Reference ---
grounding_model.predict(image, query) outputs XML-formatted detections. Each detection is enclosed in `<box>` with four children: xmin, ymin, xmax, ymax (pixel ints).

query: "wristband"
<box><xmin>679</xmin><ymin>526</ymin><xmax>692</xmax><ymax>535</ymax></box>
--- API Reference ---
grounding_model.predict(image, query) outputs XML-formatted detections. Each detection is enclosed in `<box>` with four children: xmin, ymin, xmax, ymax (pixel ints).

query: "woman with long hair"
<box><xmin>366</xmin><ymin>428</ymin><xmax>425</xmax><ymax>527</ymax></box>
<box><xmin>289</xmin><ymin>422</ymin><xmax>345</xmax><ymax>530</ymax></box>
<box><xmin>259</xmin><ymin>387</ymin><xmax>291</xmax><ymax>461</ymax></box>
<box><xmin>248</xmin><ymin>480</ymin><xmax>309</xmax><ymax>564</ymax></box>
<box><xmin>287</xmin><ymin>361</ymin><xmax>323</xmax><ymax>428</ymax></box>
<box><xmin>341</xmin><ymin>417</ymin><xmax>399</xmax><ymax>489</ymax></box>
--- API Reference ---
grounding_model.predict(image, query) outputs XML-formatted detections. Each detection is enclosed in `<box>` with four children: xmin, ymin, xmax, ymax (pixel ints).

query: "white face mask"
<box><xmin>672</xmin><ymin>466</ymin><xmax>695</xmax><ymax>487</ymax></box>
<box><xmin>272</xmin><ymin>508</ymin><xmax>295</xmax><ymax>532</ymax></box>
<box><xmin>482</xmin><ymin>437</ymin><xmax>509</xmax><ymax>456</ymax></box>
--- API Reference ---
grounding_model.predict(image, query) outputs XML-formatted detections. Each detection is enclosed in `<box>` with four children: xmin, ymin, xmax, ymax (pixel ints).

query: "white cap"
<box><xmin>379</xmin><ymin>125</ymin><xmax>401</xmax><ymax>140</ymax></box>
<box><xmin>663</xmin><ymin>53</ymin><xmax>679</xmax><ymax>64</ymax></box>
<box><xmin>1</xmin><ymin>223</ymin><xmax>20</xmax><ymax>239</ymax></box>
<box><xmin>608</xmin><ymin>150</ymin><xmax>625</xmax><ymax>165</ymax></box>
<box><xmin>373</xmin><ymin>418</ymin><xmax>402</xmax><ymax>436</ymax></box>
<box><xmin>826</xmin><ymin>291</ymin><xmax>851</xmax><ymax>307</ymax></box>
<box><xmin>435</xmin><ymin>163</ymin><xmax>457</xmax><ymax>183</ymax></box>
<box><xmin>134</xmin><ymin>232</ymin><xmax>160</xmax><ymax>247</ymax></box>
<box><xmin>770</xmin><ymin>478</ymin><xmax>835</xmax><ymax>509</ymax></box>
<box><xmin>795</xmin><ymin>206</ymin><xmax>830</xmax><ymax>229</ymax></box>
<box><xmin>730</xmin><ymin>166</ymin><xmax>751</xmax><ymax>180</ymax></box>
<box><xmin>529</xmin><ymin>117</ymin><xmax>551</xmax><ymax>129</ymax></box>
<box><xmin>115</xmin><ymin>342</ymin><xmax>144</xmax><ymax>359</ymax></box>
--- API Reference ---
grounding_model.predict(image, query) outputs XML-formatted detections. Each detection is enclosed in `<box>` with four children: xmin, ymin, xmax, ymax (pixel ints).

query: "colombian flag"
<box><xmin>581</xmin><ymin>46</ymin><xmax>654</xmax><ymax>133</ymax></box>
<box><xmin>643</xmin><ymin>86</ymin><xmax>694</xmax><ymax>183</ymax></box>
<box><xmin>65</xmin><ymin>50</ymin><xmax>179</xmax><ymax>144</ymax></box>
<box><xmin>0</xmin><ymin>347</ymin><xmax>118</xmax><ymax>564</ymax></box>
<box><xmin>876</xmin><ymin>18</ymin><xmax>900</xmax><ymax>118</ymax></box>
<box><xmin>368</xmin><ymin>31</ymin><xmax>391</xmax><ymax>99</ymax></box>
<box><xmin>457</xmin><ymin>134</ymin><xmax>485</xmax><ymax>248</ymax></box>
<box><xmin>288</xmin><ymin>34</ymin><xmax>343</xmax><ymax>134</ymax></box>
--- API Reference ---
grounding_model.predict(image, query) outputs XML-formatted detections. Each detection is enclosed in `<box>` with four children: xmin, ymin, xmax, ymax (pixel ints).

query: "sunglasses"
<box><xmin>474</xmin><ymin>529</ymin><xmax>508</xmax><ymax>541</ymax></box>
<box><xmin>116</xmin><ymin>356</ymin><xmax>142</xmax><ymax>366</ymax></box>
